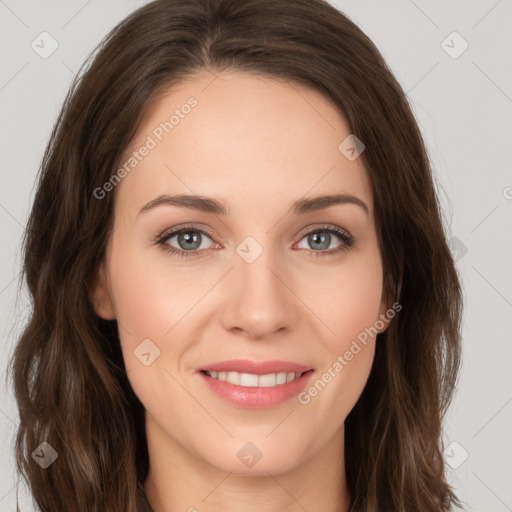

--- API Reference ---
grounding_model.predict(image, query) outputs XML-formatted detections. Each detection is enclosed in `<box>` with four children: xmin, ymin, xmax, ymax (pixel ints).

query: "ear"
<box><xmin>88</xmin><ymin>262</ymin><xmax>116</xmax><ymax>320</ymax></box>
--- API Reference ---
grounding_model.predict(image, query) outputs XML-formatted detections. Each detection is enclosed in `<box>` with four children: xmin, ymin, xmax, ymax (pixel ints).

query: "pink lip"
<box><xmin>195</xmin><ymin>359</ymin><xmax>315</xmax><ymax>409</ymax></box>
<box><xmin>197</xmin><ymin>359</ymin><xmax>313</xmax><ymax>375</ymax></box>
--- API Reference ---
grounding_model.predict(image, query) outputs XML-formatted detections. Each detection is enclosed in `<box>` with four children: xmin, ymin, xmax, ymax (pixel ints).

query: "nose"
<box><xmin>219</xmin><ymin>247</ymin><xmax>299</xmax><ymax>340</ymax></box>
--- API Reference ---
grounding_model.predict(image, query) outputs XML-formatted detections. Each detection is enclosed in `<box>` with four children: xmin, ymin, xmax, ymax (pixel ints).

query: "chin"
<box><xmin>201</xmin><ymin>440</ymin><xmax>306</xmax><ymax>476</ymax></box>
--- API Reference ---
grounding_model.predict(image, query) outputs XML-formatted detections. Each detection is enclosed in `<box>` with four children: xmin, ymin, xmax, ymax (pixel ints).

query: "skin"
<box><xmin>91</xmin><ymin>70</ymin><xmax>392</xmax><ymax>512</ymax></box>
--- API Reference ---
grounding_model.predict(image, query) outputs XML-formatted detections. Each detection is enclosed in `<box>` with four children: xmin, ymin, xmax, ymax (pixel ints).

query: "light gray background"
<box><xmin>1</xmin><ymin>1</ymin><xmax>511</xmax><ymax>511</ymax></box>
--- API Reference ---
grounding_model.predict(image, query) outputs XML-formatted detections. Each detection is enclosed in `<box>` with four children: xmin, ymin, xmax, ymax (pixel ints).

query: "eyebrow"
<box><xmin>137</xmin><ymin>193</ymin><xmax>369</xmax><ymax>217</ymax></box>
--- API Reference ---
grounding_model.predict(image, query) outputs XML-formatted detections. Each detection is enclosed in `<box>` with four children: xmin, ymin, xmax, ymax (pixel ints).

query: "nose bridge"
<box><xmin>220</xmin><ymin>234</ymin><xmax>295</xmax><ymax>338</ymax></box>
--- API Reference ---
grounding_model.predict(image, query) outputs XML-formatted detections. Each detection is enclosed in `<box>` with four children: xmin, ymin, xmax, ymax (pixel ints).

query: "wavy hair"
<box><xmin>8</xmin><ymin>0</ymin><xmax>463</xmax><ymax>510</ymax></box>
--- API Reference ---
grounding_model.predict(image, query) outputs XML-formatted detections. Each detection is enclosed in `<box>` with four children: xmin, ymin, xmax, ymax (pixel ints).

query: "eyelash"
<box><xmin>154</xmin><ymin>223</ymin><xmax>355</xmax><ymax>259</ymax></box>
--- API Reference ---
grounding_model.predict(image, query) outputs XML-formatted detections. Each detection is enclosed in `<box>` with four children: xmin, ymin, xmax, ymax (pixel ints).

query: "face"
<box><xmin>91</xmin><ymin>70</ymin><xmax>391</xmax><ymax>476</ymax></box>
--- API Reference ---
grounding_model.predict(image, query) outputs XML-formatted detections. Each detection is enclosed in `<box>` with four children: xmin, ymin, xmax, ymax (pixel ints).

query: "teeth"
<box><xmin>259</xmin><ymin>373</ymin><xmax>277</xmax><ymax>387</ymax></box>
<box><xmin>206</xmin><ymin>370</ymin><xmax>303</xmax><ymax>387</ymax></box>
<box><xmin>240</xmin><ymin>373</ymin><xmax>259</xmax><ymax>386</ymax></box>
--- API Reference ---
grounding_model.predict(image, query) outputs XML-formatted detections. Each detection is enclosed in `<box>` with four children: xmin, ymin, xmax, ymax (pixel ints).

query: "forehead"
<box><xmin>115</xmin><ymin>70</ymin><xmax>373</xmax><ymax>217</ymax></box>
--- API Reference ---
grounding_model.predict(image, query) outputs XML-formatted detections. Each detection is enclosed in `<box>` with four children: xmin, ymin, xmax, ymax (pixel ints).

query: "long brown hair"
<box><xmin>8</xmin><ymin>0</ymin><xmax>464</xmax><ymax>510</ymax></box>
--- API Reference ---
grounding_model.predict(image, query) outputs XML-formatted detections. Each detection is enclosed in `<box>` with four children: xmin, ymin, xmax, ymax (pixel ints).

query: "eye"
<box><xmin>294</xmin><ymin>226</ymin><xmax>354</xmax><ymax>258</ymax></box>
<box><xmin>154</xmin><ymin>224</ymin><xmax>355</xmax><ymax>259</ymax></box>
<box><xmin>156</xmin><ymin>226</ymin><xmax>217</xmax><ymax>258</ymax></box>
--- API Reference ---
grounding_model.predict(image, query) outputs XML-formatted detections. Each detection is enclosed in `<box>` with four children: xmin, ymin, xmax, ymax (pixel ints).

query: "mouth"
<box><xmin>199</xmin><ymin>369</ymin><xmax>314</xmax><ymax>387</ymax></box>
<box><xmin>196</xmin><ymin>361</ymin><xmax>315</xmax><ymax>409</ymax></box>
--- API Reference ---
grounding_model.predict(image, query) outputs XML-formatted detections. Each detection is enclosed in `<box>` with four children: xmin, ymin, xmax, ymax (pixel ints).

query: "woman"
<box><xmin>9</xmin><ymin>0</ymin><xmax>464</xmax><ymax>510</ymax></box>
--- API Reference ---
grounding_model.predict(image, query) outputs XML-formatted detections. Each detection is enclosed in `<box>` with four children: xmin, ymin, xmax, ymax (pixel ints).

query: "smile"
<box><xmin>197</xmin><ymin>368</ymin><xmax>315</xmax><ymax>409</ymax></box>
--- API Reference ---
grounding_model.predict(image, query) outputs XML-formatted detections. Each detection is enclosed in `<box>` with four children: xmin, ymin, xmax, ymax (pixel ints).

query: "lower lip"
<box><xmin>197</xmin><ymin>370</ymin><xmax>315</xmax><ymax>409</ymax></box>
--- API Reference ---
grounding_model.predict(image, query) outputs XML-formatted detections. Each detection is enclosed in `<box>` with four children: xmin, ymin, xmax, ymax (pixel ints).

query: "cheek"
<box><xmin>108</xmin><ymin>242</ymin><xmax>201</xmax><ymax>341</ymax></box>
<box><xmin>303</xmin><ymin>250</ymin><xmax>384</xmax><ymax>350</ymax></box>
<box><xmin>108</xmin><ymin>241</ymin><xmax>215</xmax><ymax>400</ymax></box>
<box><xmin>108</xmin><ymin>247</ymin><xmax>190</xmax><ymax>409</ymax></box>
<box><xmin>297</xmin><ymin>250</ymin><xmax>383</xmax><ymax>416</ymax></box>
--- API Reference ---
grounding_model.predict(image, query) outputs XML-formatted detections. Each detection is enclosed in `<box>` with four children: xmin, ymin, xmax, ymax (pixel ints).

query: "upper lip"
<box><xmin>198</xmin><ymin>359</ymin><xmax>313</xmax><ymax>375</ymax></box>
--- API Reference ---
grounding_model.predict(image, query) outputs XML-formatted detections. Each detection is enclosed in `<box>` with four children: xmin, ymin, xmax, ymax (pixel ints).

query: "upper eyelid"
<box><xmin>158</xmin><ymin>224</ymin><xmax>216</xmax><ymax>243</ymax></box>
<box><xmin>296</xmin><ymin>224</ymin><xmax>351</xmax><ymax>238</ymax></box>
